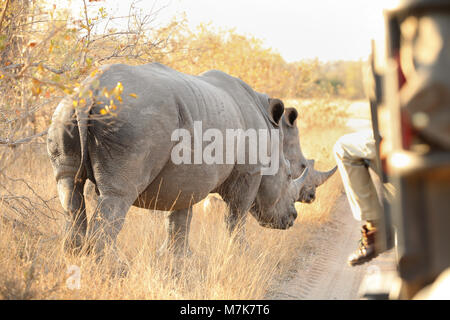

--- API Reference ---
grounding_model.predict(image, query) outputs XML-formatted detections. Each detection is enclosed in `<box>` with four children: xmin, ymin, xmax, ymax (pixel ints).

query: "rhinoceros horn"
<box><xmin>294</xmin><ymin>167</ymin><xmax>309</xmax><ymax>192</ymax></box>
<box><xmin>307</xmin><ymin>159</ymin><xmax>337</xmax><ymax>187</ymax></box>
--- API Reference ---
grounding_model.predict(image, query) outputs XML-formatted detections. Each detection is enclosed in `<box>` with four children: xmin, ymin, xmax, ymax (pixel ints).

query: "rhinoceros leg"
<box><xmin>223</xmin><ymin>206</ymin><xmax>247</xmax><ymax>239</ymax></box>
<box><xmin>88</xmin><ymin>194</ymin><xmax>134</xmax><ymax>260</ymax></box>
<box><xmin>57</xmin><ymin>176</ymin><xmax>87</xmax><ymax>253</ymax></box>
<box><xmin>158</xmin><ymin>207</ymin><xmax>193</xmax><ymax>256</ymax></box>
<box><xmin>220</xmin><ymin>173</ymin><xmax>262</xmax><ymax>243</ymax></box>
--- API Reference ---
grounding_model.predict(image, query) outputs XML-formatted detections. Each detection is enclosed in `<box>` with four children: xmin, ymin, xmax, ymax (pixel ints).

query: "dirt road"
<box><xmin>267</xmin><ymin>194</ymin><xmax>396</xmax><ymax>300</ymax></box>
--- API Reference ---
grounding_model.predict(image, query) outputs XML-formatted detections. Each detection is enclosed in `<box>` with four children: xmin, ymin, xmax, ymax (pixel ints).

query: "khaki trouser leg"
<box><xmin>339</xmin><ymin>161</ymin><xmax>383</xmax><ymax>221</ymax></box>
<box><xmin>334</xmin><ymin>130</ymin><xmax>383</xmax><ymax>222</ymax></box>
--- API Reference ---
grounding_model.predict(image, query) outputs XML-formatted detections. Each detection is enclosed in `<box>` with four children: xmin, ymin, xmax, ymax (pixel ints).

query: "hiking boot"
<box><xmin>348</xmin><ymin>224</ymin><xmax>378</xmax><ymax>266</ymax></box>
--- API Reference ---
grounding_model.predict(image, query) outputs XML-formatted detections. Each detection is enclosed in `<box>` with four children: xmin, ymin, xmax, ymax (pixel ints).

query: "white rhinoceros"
<box><xmin>47</xmin><ymin>63</ymin><xmax>308</xmax><ymax>256</ymax></box>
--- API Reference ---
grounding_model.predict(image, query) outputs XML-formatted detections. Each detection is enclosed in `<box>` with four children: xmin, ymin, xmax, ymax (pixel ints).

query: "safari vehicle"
<box><xmin>362</xmin><ymin>0</ymin><xmax>450</xmax><ymax>299</ymax></box>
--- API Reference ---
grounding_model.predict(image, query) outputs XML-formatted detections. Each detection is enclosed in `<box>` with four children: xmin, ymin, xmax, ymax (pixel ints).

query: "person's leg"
<box><xmin>334</xmin><ymin>130</ymin><xmax>382</xmax><ymax>222</ymax></box>
<box><xmin>333</xmin><ymin>130</ymin><xmax>383</xmax><ymax>265</ymax></box>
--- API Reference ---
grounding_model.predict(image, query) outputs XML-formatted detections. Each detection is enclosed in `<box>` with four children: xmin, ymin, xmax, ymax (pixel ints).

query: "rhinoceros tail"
<box><xmin>74</xmin><ymin>98</ymin><xmax>94</xmax><ymax>184</ymax></box>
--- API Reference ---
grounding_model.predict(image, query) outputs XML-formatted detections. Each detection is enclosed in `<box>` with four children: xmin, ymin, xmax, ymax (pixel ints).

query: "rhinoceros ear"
<box><xmin>284</xmin><ymin>108</ymin><xmax>298</xmax><ymax>127</ymax></box>
<box><xmin>268</xmin><ymin>98</ymin><xmax>285</xmax><ymax>126</ymax></box>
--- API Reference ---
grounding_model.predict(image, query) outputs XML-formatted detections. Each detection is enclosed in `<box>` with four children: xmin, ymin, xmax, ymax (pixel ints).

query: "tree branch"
<box><xmin>0</xmin><ymin>62</ymin><xmax>69</xmax><ymax>74</ymax></box>
<box><xmin>0</xmin><ymin>0</ymin><xmax>11</xmax><ymax>31</ymax></box>
<box><xmin>0</xmin><ymin>130</ymin><xmax>48</xmax><ymax>147</ymax></box>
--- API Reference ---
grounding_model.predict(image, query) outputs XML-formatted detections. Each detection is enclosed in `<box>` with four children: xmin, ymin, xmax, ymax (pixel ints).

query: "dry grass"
<box><xmin>0</xmin><ymin>98</ymin><xmax>358</xmax><ymax>300</ymax></box>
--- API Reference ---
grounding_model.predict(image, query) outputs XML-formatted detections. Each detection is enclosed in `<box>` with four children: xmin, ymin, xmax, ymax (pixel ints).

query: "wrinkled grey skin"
<box><xmin>47</xmin><ymin>63</ymin><xmax>308</xmax><ymax>257</ymax></box>
<box><xmin>281</xmin><ymin>108</ymin><xmax>337</xmax><ymax>203</ymax></box>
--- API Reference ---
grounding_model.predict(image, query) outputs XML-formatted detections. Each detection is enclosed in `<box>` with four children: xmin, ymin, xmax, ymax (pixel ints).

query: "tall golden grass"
<box><xmin>0</xmin><ymin>99</ymin><xmax>357</xmax><ymax>299</ymax></box>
